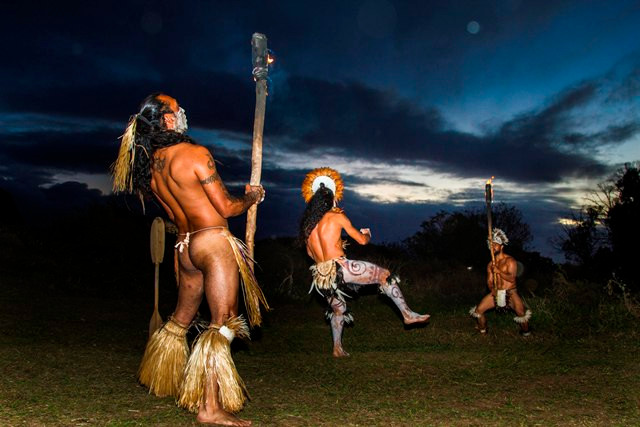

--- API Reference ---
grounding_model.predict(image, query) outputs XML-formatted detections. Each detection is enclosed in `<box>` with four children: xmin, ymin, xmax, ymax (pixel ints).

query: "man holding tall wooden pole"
<box><xmin>245</xmin><ymin>33</ymin><xmax>269</xmax><ymax>262</ymax></box>
<box><xmin>112</xmin><ymin>91</ymin><xmax>266</xmax><ymax>425</ymax></box>
<box><xmin>111</xmin><ymin>34</ymin><xmax>272</xmax><ymax>424</ymax></box>
<box><xmin>469</xmin><ymin>179</ymin><xmax>531</xmax><ymax>336</ymax></box>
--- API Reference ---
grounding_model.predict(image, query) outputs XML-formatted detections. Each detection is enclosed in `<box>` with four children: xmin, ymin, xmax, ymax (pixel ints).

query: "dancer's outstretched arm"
<box><xmin>337</xmin><ymin>213</ymin><xmax>371</xmax><ymax>245</ymax></box>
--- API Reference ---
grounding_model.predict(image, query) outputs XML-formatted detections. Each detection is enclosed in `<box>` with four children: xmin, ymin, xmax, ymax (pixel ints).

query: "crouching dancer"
<box><xmin>299</xmin><ymin>168</ymin><xmax>430</xmax><ymax>357</ymax></box>
<box><xmin>469</xmin><ymin>228</ymin><xmax>531</xmax><ymax>336</ymax></box>
<box><xmin>111</xmin><ymin>93</ymin><xmax>268</xmax><ymax>425</ymax></box>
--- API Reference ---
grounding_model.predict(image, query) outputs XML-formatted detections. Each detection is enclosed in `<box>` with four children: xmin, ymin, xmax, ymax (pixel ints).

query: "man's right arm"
<box><xmin>193</xmin><ymin>147</ymin><xmax>263</xmax><ymax>218</ymax></box>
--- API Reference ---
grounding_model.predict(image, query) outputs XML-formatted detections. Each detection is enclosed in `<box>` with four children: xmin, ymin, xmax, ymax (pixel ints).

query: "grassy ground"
<box><xmin>1</xmin><ymin>287</ymin><xmax>639</xmax><ymax>426</ymax></box>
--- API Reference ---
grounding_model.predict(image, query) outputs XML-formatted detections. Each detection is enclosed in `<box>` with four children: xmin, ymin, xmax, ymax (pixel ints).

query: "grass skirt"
<box><xmin>223</xmin><ymin>230</ymin><xmax>270</xmax><ymax>327</ymax></box>
<box><xmin>137</xmin><ymin>317</ymin><xmax>189</xmax><ymax>398</ymax></box>
<box><xmin>178</xmin><ymin>316</ymin><xmax>250</xmax><ymax>413</ymax></box>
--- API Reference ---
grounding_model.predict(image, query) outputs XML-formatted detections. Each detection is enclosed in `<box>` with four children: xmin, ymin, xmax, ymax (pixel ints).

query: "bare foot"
<box><xmin>403</xmin><ymin>313</ymin><xmax>430</xmax><ymax>325</ymax></box>
<box><xmin>332</xmin><ymin>346</ymin><xmax>350</xmax><ymax>358</ymax></box>
<box><xmin>196</xmin><ymin>408</ymin><xmax>251</xmax><ymax>426</ymax></box>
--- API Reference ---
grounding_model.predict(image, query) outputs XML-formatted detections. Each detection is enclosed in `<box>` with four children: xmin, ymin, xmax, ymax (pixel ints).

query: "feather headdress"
<box><xmin>111</xmin><ymin>114</ymin><xmax>138</xmax><ymax>193</ymax></box>
<box><xmin>490</xmin><ymin>228</ymin><xmax>509</xmax><ymax>246</ymax></box>
<box><xmin>301</xmin><ymin>167</ymin><xmax>344</xmax><ymax>203</ymax></box>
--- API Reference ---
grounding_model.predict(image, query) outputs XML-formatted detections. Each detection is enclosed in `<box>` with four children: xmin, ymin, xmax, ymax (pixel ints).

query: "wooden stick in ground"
<box><xmin>149</xmin><ymin>217</ymin><xmax>165</xmax><ymax>337</ymax></box>
<box><xmin>245</xmin><ymin>33</ymin><xmax>269</xmax><ymax>263</ymax></box>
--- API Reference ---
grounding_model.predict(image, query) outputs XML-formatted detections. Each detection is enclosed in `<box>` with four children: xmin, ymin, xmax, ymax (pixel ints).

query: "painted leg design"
<box><xmin>380</xmin><ymin>276</ymin><xmax>430</xmax><ymax>325</ymax></box>
<box><xmin>327</xmin><ymin>297</ymin><xmax>352</xmax><ymax>357</ymax></box>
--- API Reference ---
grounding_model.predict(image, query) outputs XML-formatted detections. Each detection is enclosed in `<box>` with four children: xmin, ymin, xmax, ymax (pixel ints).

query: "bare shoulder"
<box><xmin>314</xmin><ymin>211</ymin><xmax>341</xmax><ymax>230</ymax></box>
<box><xmin>168</xmin><ymin>144</ymin><xmax>210</xmax><ymax>166</ymax></box>
<box><xmin>503</xmin><ymin>254</ymin><xmax>517</xmax><ymax>267</ymax></box>
<box><xmin>326</xmin><ymin>210</ymin><xmax>349</xmax><ymax>224</ymax></box>
<box><xmin>154</xmin><ymin>142</ymin><xmax>198</xmax><ymax>158</ymax></box>
<box><xmin>183</xmin><ymin>143</ymin><xmax>210</xmax><ymax>158</ymax></box>
<box><xmin>503</xmin><ymin>253</ymin><xmax>516</xmax><ymax>262</ymax></box>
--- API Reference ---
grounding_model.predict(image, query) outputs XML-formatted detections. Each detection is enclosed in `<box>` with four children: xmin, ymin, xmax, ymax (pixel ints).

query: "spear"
<box><xmin>245</xmin><ymin>33</ymin><xmax>270</xmax><ymax>262</ymax></box>
<box><xmin>485</xmin><ymin>177</ymin><xmax>498</xmax><ymax>293</ymax></box>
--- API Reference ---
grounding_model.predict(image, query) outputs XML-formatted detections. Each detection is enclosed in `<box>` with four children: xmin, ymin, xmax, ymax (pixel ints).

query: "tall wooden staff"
<box><xmin>149</xmin><ymin>217</ymin><xmax>165</xmax><ymax>337</ymax></box>
<box><xmin>485</xmin><ymin>177</ymin><xmax>498</xmax><ymax>290</ymax></box>
<box><xmin>245</xmin><ymin>33</ymin><xmax>269</xmax><ymax>262</ymax></box>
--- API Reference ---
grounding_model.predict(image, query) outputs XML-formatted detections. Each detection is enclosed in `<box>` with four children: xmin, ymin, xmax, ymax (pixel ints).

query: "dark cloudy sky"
<box><xmin>1</xmin><ymin>0</ymin><xmax>639</xmax><ymax>260</ymax></box>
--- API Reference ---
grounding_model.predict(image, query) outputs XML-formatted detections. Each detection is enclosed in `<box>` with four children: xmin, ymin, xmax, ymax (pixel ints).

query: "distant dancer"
<box><xmin>299</xmin><ymin>168</ymin><xmax>430</xmax><ymax>357</ymax></box>
<box><xmin>469</xmin><ymin>229</ymin><xmax>531</xmax><ymax>336</ymax></box>
<box><xmin>111</xmin><ymin>93</ymin><xmax>268</xmax><ymax>426</ymax></box>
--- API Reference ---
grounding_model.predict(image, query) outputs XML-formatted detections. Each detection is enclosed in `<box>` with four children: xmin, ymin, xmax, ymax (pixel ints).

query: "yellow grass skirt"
<box><xmin>222</xmin><ymin>229</ymin><xmax>270</xmax><ymax>328</ymax></box>
<box><xmin>178</xmin><ymin>316</ymin><xmax>250</xmax><ymax>413</ymax></box>
<box><xmin>137</xmin><ymin>317</ymin><xmax>189</xmax><ymax>398</ymax></box>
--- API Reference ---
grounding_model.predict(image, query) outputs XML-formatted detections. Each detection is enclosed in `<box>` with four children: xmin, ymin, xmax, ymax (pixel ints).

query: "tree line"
<box><xmin>554</xmin><ymin>163</ymin><xmax>640</xmax><ymax>292</ymax></box>
<box><xmin>1</xmin><ymin>164</ymin><xmax>638</xmax><ymax>299</ymax></box>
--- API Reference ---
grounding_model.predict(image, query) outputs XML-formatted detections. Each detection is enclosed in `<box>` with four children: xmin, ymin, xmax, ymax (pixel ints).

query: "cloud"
<box><xmin>0</xmin><ymin>70</ymin><xmax>255</xmax><ymax>128</ymax></box>
<box><xmin>3</xmin><ymin>59</ymin><xmax>636</xmax><ymax>197</ymax></box>
<box><xmin>605</xmin><ymin>56</ymin><xmax>640</xmax><ymax>103</ymax></box>
<box><xmin>564</xmin><ymin>121</ymin><xmax>640</xmax><ymax>147</ymax></box>
<box><xmin>264</xmin><ymin>75</ymin><xmax>636</xmax><ymax>184</ymax></box>
<box><xmin>0</xmin><ymin>121</ymin><xmax>117</xmax><ymax>175</ymax></box>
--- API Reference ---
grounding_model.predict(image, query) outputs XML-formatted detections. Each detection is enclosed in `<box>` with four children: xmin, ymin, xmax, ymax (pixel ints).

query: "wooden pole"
<box><xmin>485</xmin><ymin>178</ymin><xmax>498</xmax><ymax>292</ymax></box>
<box><xmin>245</xmin><ymin>33</ymin><xmax>269</xmax><ymax>263</ymax></box>
<box><xmin>149</xmin><ymin>217</ymin><xmax>165</xmax><ymax>337</ymax></box>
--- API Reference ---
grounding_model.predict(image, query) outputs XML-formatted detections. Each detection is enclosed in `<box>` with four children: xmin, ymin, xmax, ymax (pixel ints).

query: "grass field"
<box><xmin>1</xmin><ymin>284</ymin><xmax>639</xmax><ymax>426</ymax></box>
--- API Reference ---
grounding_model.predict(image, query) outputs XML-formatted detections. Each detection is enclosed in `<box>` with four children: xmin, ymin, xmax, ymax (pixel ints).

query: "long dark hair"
<box><xmin>131</xmin><ymin>93</ymin><xmax>196</xmax><ymax>198</ymax></box>
<box><xmin>298</xmin><ymin>184</ymin><xmax>335</xmax><ymax>245</ymax></box>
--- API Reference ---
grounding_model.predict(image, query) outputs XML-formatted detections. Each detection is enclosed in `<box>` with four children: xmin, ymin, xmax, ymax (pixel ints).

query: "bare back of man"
<box><xmin>306</xmin><ymin>210</ymin><xmax>369</xmax><ymax>262</ymax></box>
<box><xmin>150</xmin><ymin>141</ymin><xmax>261</xmax><ymax>425</ymax></box>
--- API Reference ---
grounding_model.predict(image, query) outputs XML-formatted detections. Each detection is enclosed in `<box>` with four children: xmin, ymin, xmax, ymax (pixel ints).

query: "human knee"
<box><xmin>469</xmin><ymin>305</ymin><xmax>486</xmax><ymax>318</ymax></box>
<box><xmin>330</xmin><ymin>299</ymin><xmax>347</xmax><ymax>315</ymax></box>
<box><xmin>380</xmin><ymin>272</ymin><xmax>403</xmax><ymax>292</ymax></box>
<box><xmin>469</xmin><ymin>304</ymin><xmax>491</xmax><ymax>320</ymax></box>
<box><xmin>380</xmin><ymin>269</ymin><xmax>392</xmax><ymax>284</ymax></box>
<box><xmin>513</xmin><ymin>309</ymin><xmax>532</xmax><ymax>324</ymax></box>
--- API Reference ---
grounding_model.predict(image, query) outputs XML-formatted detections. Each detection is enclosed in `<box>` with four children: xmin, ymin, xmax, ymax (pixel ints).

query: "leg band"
<box><xmin>514</xmin><ymin>309</ymin><xmax>532</xmax><ymax>324</ymax></box>
<box><xmin>469</xmin><ymin>306</ymin><xmax>481</xmax><ymax>318</ymax></box>
<box><xmin>138</xmin><ymin>317</ymin><xmax>189</xmax><ymax>398</ymax></box>
<box><xmin>178</xmin><ymin>316</ymin><xmax>250</xmax><ymax>414</ymax></box>
<box><xmin>325</xmin><ymin>310</ymin><xmax>354</xmax><ymax>324</ymax></box>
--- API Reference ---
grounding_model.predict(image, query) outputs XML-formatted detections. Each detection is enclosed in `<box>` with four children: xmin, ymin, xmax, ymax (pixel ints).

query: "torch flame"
<box><xmin>267</xmin><ymin>54</ymin><xmax>275</xmax><ymax>64</ymax></box>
